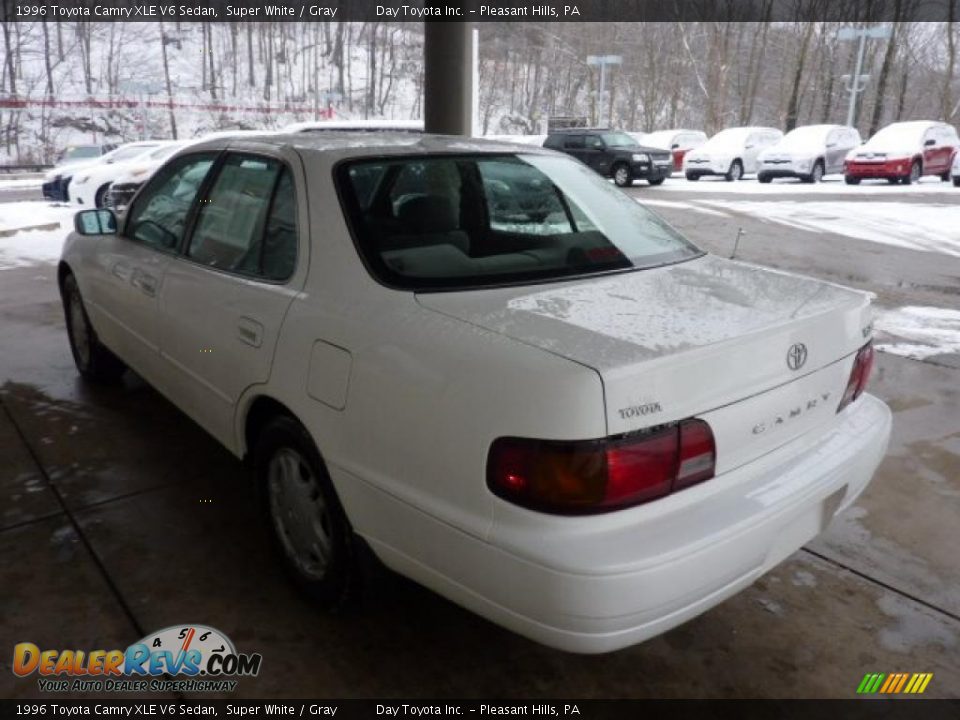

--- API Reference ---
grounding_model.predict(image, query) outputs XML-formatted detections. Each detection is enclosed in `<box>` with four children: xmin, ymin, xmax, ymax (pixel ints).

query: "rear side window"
<box><xmin>336</xmin><ymin>153</ymin><xmax>701</xmax><ymax>291</ymax></box>
<box><xmin>564</xmin><ymin>135</ymin><xmax>585</xmax><ymax>149</ymax></box>
<box><xmin>125</xmin><ymin>153</ymin><xmax>216</xmax><ymax>251</ymax></box>
<box><xmin>186</xmin><ymin>154</ymin><xmax>297</xmax><ymax>281</ymax></box>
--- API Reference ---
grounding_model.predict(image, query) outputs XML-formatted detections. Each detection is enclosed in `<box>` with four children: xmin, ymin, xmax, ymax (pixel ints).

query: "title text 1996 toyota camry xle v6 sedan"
<box><xmin>59</xmin><ymin>133</ymin><xmax>891</xmax><ymax>653</ymax></box>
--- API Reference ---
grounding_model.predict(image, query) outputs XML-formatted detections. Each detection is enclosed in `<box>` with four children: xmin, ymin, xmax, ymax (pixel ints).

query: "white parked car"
<box><xmin>757</xmin><ymin>125</ymin><xmax>862</xmax><ymax>183</ymax></box>
<box><xmin>642</xmin><ymin>129</ymin><xmax>708</xmax><ymax>171</ymax></box>
<box><xmin>59</xmin><ymin>134</ymin><xmax>891</xmax><ymax>653</ymax></box>
<box><xmin>68</xmin><ymin>141</ymin><xmax>167</xmax><ymax>207</ymax></box>
<box><xmin>683</xmin><ymin>127</ymin><xmax>783</xmax><ymax>181</ymax></box>
<box><xmin>107</xmin><ymin>142</ymin><xmax>190</xmax><ymax>209</ymax></box>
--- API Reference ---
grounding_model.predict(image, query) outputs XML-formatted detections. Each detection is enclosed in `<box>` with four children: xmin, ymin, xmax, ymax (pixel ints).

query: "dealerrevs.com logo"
<box><xmin>13</xmin><ymin>624</ymin><xmax>262</xmax><ymax>693</ymax></box>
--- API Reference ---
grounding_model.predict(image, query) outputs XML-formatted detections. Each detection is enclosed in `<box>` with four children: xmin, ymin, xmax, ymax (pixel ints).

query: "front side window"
<box><xmin>186</xmin><ymin>154</ymin><xmax>296</xmax><ymax>281</ymax></box>
<box><xmin>124</xmin><ymin>153</ymin><xmax>216</xmax><ymax>251</ymax></box>
<box><xmin>337</xmin><ymin>153</ymin><xmax>702</xmax><ymax>291</ymax></box>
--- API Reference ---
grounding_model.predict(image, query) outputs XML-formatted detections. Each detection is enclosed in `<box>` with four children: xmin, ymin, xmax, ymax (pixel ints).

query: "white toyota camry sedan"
<box><xmin>59</xmin><ymin>133</ymin><xmax>891</xmax><ymax>653</ymax></box>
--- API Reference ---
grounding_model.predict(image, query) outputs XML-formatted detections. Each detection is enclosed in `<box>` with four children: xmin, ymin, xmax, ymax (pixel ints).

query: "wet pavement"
<box><xmin>1</xmin><ymin>204</ymin><xmax>959</xmax><ymax>698</ymax></box>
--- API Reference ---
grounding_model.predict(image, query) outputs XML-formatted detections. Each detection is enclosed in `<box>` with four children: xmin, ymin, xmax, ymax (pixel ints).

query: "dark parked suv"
<box><xmin>543</xmin><ymin>129</ymin><xmax>672</xmax><ymax>187</ymax></box>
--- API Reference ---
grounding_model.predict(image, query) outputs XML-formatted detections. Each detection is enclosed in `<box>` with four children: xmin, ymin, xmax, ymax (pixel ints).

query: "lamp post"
<box><xmin>586</xmin><ymin>55</ymin><xmax>622</xmax><ymax>127</ymax></box>
<box><xmin>837</xmin><ymin>25</ymin><xmax>892</xmax><ymax>128</ymax></box>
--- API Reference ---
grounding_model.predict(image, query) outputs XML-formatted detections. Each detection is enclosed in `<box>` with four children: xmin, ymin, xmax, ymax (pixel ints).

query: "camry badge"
<box><xmin>787</xmin><ymin>343</ymin><xmax>808</xmax><ymax>371</ymax></box>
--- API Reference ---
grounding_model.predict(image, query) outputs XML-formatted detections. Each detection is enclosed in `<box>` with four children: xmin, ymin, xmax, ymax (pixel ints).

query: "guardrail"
<box><xmin>0</xmin><ymin>164</ymin><xmax>51</xmax><ymax>174</ymax></box>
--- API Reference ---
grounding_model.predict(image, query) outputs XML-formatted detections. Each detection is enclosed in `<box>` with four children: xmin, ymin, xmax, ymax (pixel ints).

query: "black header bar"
<box><xmin>2</xmin><ymin>0</ymin><xmax>959</xmax><ymax>22</ymax></box>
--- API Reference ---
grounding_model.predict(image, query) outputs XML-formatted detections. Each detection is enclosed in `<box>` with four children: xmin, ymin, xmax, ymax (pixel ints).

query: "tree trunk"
<box><xmin>159</xmin><ymin>21</ymin><xmax>178</xmax><ymax>139</ymax></box>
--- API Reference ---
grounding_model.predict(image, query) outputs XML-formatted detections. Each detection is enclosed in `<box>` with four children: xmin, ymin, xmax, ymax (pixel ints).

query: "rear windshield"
<box><xmin>336</xmin><ymin>153</ymin><xmax>702</xmax><ymax>291</ymax></box>
<box><xmin>60</xmin><ymin>146</ymin><xmax>102</xmax><ymax>161</ymax></box>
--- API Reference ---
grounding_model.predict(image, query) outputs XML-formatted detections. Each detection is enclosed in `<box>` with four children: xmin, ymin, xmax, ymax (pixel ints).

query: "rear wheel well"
<box><xmin>244</xmin><ymin>396</ymin><xmax>298</xmax><ymax>461</ymax></box>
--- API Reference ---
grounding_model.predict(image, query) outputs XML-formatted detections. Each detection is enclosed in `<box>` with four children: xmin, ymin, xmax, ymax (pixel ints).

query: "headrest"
<box><xmin>397</xmin><ymin>195</ymin><xmax>458</xmax><ymax>234</ymax></box>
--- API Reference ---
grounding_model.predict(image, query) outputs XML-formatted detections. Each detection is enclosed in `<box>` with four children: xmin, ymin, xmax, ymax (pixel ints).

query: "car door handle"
<box><xmin>237</xmin><ymin>317</ymin><xmax>263</xmax><ymax>348</ymax></box>
<box><xmin>130</xmin><ymin>270</ymin><xmax>157</xmax><ymax>297</ymax></box>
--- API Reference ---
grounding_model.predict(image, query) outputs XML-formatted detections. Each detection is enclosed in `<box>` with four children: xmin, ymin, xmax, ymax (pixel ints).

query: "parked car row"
<box><xmin>680</xmin><ymin>120</ymin><xmax>957</xmax><ymax>186</ymax></box>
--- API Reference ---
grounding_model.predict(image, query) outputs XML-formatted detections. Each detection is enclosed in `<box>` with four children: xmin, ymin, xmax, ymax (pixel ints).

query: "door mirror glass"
<box><xmin>924</xmin><ymin>138</ymin><xmax>936</xmax><ymax>147</ymax></box>
<box><xmin>74</xmin><ymin>209</ymin><xmax>117</xmax><ymax>236</ymax></box>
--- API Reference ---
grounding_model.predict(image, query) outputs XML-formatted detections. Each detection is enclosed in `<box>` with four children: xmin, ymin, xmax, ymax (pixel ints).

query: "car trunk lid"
<box><xmin>417</xmin><ymin>254</ymin><xmax>873</xmax><ymax>474</ymax></box>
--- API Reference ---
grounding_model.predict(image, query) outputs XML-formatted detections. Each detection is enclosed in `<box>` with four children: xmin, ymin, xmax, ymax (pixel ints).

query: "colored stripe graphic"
<box><xmin>857</xmin><ymin>672</ymin><xmax>933</xmax><ymax>694</ymax></box>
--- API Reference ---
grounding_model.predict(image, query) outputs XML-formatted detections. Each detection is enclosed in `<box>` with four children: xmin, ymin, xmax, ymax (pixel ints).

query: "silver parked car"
<box><xmin>758</xmin><ymin>125</ymin><xmax>862</xmax><ymax>183</ymax></box>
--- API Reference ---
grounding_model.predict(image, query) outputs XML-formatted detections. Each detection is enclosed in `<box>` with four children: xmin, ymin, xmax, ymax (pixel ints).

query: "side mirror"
<box><xmin>826</xmin><ymin>142</ymin><xmax>837</xmax><ymax>148</ymax></box>
<box><xmin>74</xmin><ymin>209</ymin><xmax>117</xmax><ymax>236</ymax></box>
<box><xmin>924</xmin><ymin>138</ymin><xmax>936</xmax><ymax>146</ymax></box>
<box><xmin>745</xmin><ymin>144</ymin><xmax>755</xmax><ymax>149</ymax></box>
<box><xmin>671</xmin><ymin>143</ymin><xmax>680</xmax><ymax>149</ymax></box>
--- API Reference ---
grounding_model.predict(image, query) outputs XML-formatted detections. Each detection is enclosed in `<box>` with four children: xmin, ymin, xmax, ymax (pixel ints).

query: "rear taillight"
<box><xmin>837</xmin><ymin>341</ymin><xmax>875</xmax><ymax>413</ymax></box>
<box><xmin>487</xmin><ymin>419</ymin><xmax>716</xmax><ymax>515</ymax></box>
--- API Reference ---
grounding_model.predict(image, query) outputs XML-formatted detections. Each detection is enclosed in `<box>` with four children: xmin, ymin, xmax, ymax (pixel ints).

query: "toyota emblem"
<box><xmin>787</xmin><ymin>343</ymin><xmax>808</xmax><ymax>371</ymax></box>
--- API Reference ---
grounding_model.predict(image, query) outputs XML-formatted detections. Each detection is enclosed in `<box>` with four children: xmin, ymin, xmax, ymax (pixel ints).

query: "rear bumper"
<box><xmin>42</xmin><ymin>177</ymin><xmax>69</xmax><ymax>201</ymax></box>
<box><xmin>346</xmin><ymin>394</ymin><xmax>891</xmax><ymax>653</ymax></box>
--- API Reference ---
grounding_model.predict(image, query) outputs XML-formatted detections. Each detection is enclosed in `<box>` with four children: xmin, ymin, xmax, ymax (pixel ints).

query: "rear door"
<box><xmin>157</xmin><ymin>149</ymin><xmax>307</xmax><ymax>448</ymax></box>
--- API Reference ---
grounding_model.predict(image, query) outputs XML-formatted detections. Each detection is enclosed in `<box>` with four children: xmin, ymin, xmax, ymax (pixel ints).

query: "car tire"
<box><xmin>953</xmin><ymin>177</ymin><xmax>960</xmax><ymax>187</ymax></box>
<box><xmin>685</xmin><ymin>173</ymin><xmax>700</xmax><ymax>182</ymax></box>
<box><xmin>724</xmin><ymin>160</ymin><xmax>743</xmax><ymax>182</ymax></box>
<box><xmin>940</xmin><ymin>171</ymin><xmax>951</xmax><ymax>182</ymax></box>
<box><xmin>647</xmin><ymin>176</ymin><xmax>666</xmax><ymax>186</ymax></box>
<box><xmin>844</xmin><ymin>175</ymin><xmax>860</xmax><ymax>185</ymax></box>
<box><xmin>758</xmin><ymin>174</ymin><xmax>772</xmax><ymax>184</ymax></box>
<box><xmin>807</xmin><ymin>161</ymin><xmax>824</xmax><ymax>184</ymax></box>
<box><xmin>613</xmin><ymin>164</ymin><xmax>632</xmax><ymax>187</ymax></box>
<box><xmin>903</xmin><ymin>161</ymin><xmax>921</xmax><ymax>185</ymax></box>
<box><xmin>887</xmin><ymin>177</ymin><xmax>899</xmax><ymax>185</ymax></box>
<box><xmin>256</xmin><ymin>415</ymin><xmax>359</xmax><ymax>610</ymax></box>
<box><xmin>94</xmin><ymin>184</ymin><xmax>111</xmax><ymax>209</ymax></box>
<box><xmin>61</xmin><ymin>273</ymin><xmax>126</xmax><ymax>383</ymax></box>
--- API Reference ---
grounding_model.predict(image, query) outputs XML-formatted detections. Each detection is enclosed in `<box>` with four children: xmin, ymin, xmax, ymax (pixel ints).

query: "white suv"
<box><xmin>683</xmin><ymin>127</ymin><xmax>783</xmax><ymax>181</ymax></box>
<box><xmin>758</xmin><ymin>125</ymin><xmax>862</xmax><ymax>183</ymax></box>
<box><xmin>60</xmin><ymin>134</ymin><xmax>891</xmax><ymax>653</ymax></box>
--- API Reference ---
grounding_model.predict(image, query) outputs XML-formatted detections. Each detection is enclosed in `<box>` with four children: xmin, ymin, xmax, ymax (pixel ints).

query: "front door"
<box><xmin>85</xmin><ymin>152</ymin><xmax>218</xmax><ymax>384</ymax></box>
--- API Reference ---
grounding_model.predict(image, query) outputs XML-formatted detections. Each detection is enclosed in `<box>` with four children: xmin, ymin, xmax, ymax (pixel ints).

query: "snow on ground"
<box><xmin>639</xmin><ymin>196</ymin><xmax>960</xmax><ymax>258</ymax></box>
<box><xmin>655</xmin><ymin>175</ymin><xmax>956</xmax><ymax>195</ymax></box>
<box><xmin>875</xmin><ymin>306</ymin><xmax>960</xmax><ymax>360</ymax></box>
<box><xmin>0</xmin><ymin>202</ymin><xmax>76</xmax><ymax>269</ymax></box>
<box><xmin>0</xmin><ymin>176</ymin><xmax>43</xmax><ymax>189</ymax></box>
<box><xmin>638</xmin><ymin>198</ymin><xmax>731</xmax><ymax>218</ymax></box>
<box><xmin>700</xmin><ymin>201</ymin><xmax>960</xmax><ymax>257</ymax></box>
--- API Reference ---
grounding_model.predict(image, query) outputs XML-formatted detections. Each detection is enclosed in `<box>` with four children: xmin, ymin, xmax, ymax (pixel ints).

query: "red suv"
<box><xmin>844</xmin><ymin>121</ymin><xmax>959</xmax><ymax>185</ymax></box>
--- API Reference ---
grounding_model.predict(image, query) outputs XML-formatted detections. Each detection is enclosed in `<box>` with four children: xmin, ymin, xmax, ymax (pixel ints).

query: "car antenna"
<box><xmin>730</xmin><ymin>227</ymin><xmax>745</xmax><ymax>259</ymax></box>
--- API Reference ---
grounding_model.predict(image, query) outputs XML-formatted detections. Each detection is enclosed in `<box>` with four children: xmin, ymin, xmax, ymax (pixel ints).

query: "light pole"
<box><xmin>837</xmin><ymin>25</ymin><xmax>892</xmax><ymax>128</ymax></box>
<box><xmin>586</xmin><ymin>55</ymin><xmax>621</xmax><ymax>127</ymax></box>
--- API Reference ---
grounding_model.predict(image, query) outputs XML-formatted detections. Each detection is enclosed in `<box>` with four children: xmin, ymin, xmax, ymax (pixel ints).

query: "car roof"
<box><xmin>183</xmin><ymin>132</ymin><xmax>559</xmax><ymax>161</ymax></box>
<box><xmin>548</xmin><ymin>127</ymin><xmax>614</xmax><ymax>134</ymax></box>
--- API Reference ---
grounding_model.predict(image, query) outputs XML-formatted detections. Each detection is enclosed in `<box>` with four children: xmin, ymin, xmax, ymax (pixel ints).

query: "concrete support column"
<box><xmin>424</xmin><ymin>22</ymin><xmax>475</xmax><ymax>136</ymax></box>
